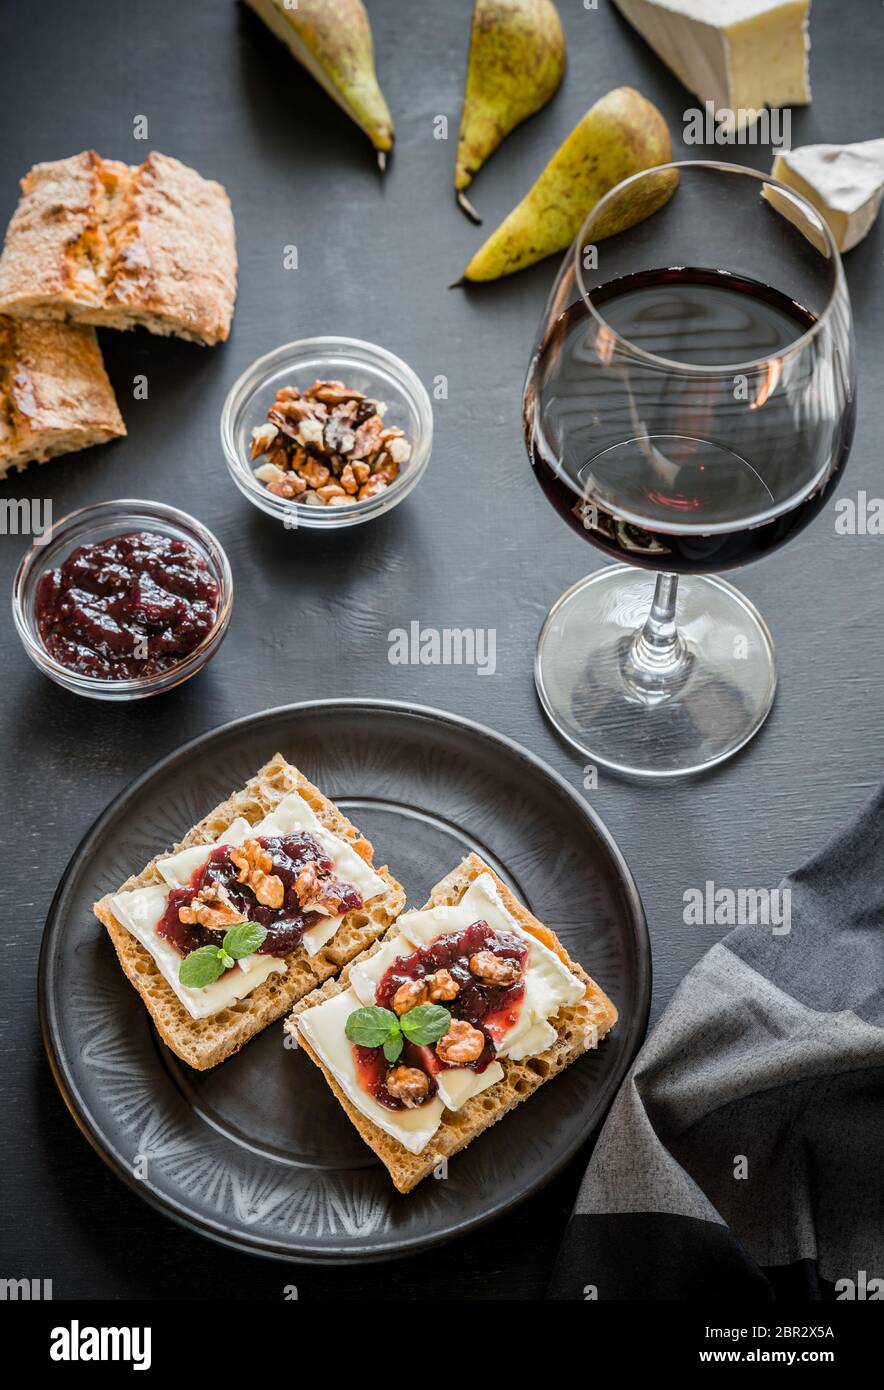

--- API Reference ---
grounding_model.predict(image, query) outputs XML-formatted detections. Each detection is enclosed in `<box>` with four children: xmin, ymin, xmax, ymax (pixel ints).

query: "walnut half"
<box><xmin>435</xmin><ymin>1018</ymin><xmax>485</xmax><ymax>1065</ymax></box>
<box><xmin>178</xmin><ymin>887</ymin><xmax>247</xmax><ymax>932</ymax></box>
<box><xmin>385</xmin><ymin>1066</ymin><xmax>431</xmax><ymax>1108</ymax></box>
<box><xmin>469</xmin><ymin>950</ymin><xmax>522</xmax><ymax>987</ymax></box>
<box><xmin>229</xmin><ymin>839</ymin><xmax>284</xmax><ymax>908</ymax></box>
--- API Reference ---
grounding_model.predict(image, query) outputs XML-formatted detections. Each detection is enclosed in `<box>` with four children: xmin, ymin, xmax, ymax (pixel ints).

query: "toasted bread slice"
<box><xmin>0</xmin><ymin>315</ymin><xmax>125</xmax><ymax>477</ymax></box>
<box><xmin>94</xmin><ymin>754</ymin><xmax>405</xmax><ymax>1070</ymax></box>
<box><xmin>0</xmin><ymin>151</ymin><xmax>236</xmax><ymax>346</ymax></box>
<box><xmin>288</xmin><ymin>853</ymin><xmax>617</xmax><ymax>1192</ymax></box>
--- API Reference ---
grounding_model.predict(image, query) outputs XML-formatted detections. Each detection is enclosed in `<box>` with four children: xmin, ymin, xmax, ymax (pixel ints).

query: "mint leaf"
<box><xmin>383</xmin><ymin>1034</ymin><xmax>404</xmax><ymax>1063</ymax></box>
<box><xmin>179</xmin><ymin>945</ymin><xmax>225</xmax><ymax>988</ymax></box>
<box><xmin>345</xmin><ymin>1005</ymin><xmax>401</xmax><ymax>1049</ymax></box>
<box><xmin>400</xmin><ymin>1004</ymin><xmax>452</xmax><ymax>1046</ymax></box>
<box><xmin>223</xmin><ymin>922</ymin><xmax>267</xmax><ymax>960</ymax></box>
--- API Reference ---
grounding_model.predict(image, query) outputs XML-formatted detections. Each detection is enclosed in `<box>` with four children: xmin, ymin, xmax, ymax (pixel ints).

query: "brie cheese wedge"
<box><xmin>770</xmin><ymin>139</ymin><xmax>884</xmax><ymax>251</ymax></box>
<box><xmin>612</xmin><ymin>0</ymin><xmax>811</xmax><ymax>131</ymax></box>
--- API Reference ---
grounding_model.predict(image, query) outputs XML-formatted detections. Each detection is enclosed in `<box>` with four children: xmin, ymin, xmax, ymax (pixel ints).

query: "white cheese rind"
<box><xmin>300</xmin><ymin>913</ymin><xmax>345</xmax><ymax>957</ymax></box>
<box><xmin>155</xmin><ymin>817</ymin><xmax>253</xmax><ymax>888</ymax></box>
<box><xmin>110</xmin><ymin>885</ymin><xmax>286</xmax><ymax>1020</ymax></box>
<box><xmin>435</xmin><ymin>1058</ymin><xmax>504</xmax><ymax>1111</ymax></box>
<box><xmin>771</xmin><ymin>139</ymin><xmax>884</xmax><ymax>251</ymax></box>
<box><xmin>612</xmin><ymin>0</ymin><xmax>811</xmax><ymax>131</ymax></box>
<box><xmin>349</xmin><ymin>935</ymin><xmax>410</xmax><ymax>1006</ymax></box>
<box><xmin>502</xmin><ymin>1019</ymin><xmax>558</xmax><ymax>1061</ymax></box>
<box><xmin>296</xmin><ymin>988</ymin><xmax>446</xmax><ymax>1154</ymax></box>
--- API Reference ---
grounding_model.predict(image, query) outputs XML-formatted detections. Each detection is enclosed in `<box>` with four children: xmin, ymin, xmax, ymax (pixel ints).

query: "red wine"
<box><xmin>525</xmin><ymin>268</ymin><xmax>854</xmax><ymax>573</ymax></box>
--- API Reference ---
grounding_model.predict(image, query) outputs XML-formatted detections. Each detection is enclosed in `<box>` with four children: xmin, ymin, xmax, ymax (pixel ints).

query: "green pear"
<box><xmin>246</xmin><ymin>0</ymin><xmax>394</xmax><ymax>168</ymax></box>
<box><xmin>462</xmin><ymin>87</ymin><xmax>674</xmax><ymax>281</ymax></box>
<box><xmin>456</xmin><ymin>0</ymin><xmax>566</xmax><ymax>222</ymax></box>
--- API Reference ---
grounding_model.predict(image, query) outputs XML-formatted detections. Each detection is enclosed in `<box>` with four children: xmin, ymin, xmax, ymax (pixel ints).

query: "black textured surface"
<box><xmin>1</xmin><ymin>0</ymin><xmax>883</xmax><ymax>1300</ymax></box>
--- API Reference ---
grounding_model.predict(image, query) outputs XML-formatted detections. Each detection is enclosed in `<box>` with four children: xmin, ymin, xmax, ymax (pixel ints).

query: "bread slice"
<box><xmin>288</xmin><ymin>852</ymin><xmax>618</xmax><ymax>1192</ymax></box>
<box><xmin>0</xmin><ymin>315</ymin><xmax>125</xmax><ymax>477</ymax></box>
<box><xmin>94</xmin><ymin>754</ymin><xmax>406</xmax><ymax>1070</ymax></box>
<box><xmin>0</xmin><ymin>150</ymin><xmax>236</xmax><ymax>346</ymax></box>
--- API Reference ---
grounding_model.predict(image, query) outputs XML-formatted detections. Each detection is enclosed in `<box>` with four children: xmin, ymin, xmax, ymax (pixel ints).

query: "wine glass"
<box><xmin>523</xmin><ymin>161</ymin><xmax>855</xmax><ymax>778</ymax></box>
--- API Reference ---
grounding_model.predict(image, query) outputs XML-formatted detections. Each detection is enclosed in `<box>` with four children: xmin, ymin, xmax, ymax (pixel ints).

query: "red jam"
<box><xmin>156</xmin><ymin>831</ymin><xmax>364</xmax><ymax>959</ymax></box>
<box><xmin>353</xmin><ymin>1043</ymin><xmax>439</xmax><ymax>1109</ymax></box>
<box><xmin>34</xmin><ymin>530</ymin><xmax>220</xmax><ymax>679</ymax></box>
<box><xmin>358</xmin><ymin>920</ymin><xmax>528</xmax><ymax>1109</ymax></box>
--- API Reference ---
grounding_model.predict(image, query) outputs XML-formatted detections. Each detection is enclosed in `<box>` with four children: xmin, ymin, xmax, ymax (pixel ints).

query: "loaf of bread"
<box><xmin>0</xmin><ymin>314</ymin><xmax>125</xmax><ymax>478</ymax></box>
<box><xmin>289</xmin><ymin>852</ymin><xmax>618</xmax><ymax>1192</ymax></box>
<box><xmin>94</xmin><ymin>754</ymin><xmax>406</xmax><ymax>1070</ymax></box>
<box><xmin>0</xmin><ymin>151</ymin><xmax>236</xmax><ymax>346</ymax></box>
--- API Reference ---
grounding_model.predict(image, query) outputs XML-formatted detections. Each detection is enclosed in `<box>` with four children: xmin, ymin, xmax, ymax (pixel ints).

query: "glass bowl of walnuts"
<box><xmin>220</xmin><ymin>336</ymin><xmax>434</xmax><ymax>529</ymax></box>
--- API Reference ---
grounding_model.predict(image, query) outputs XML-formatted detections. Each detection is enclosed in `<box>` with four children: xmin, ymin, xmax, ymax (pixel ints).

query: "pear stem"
<box><xmin>457</xmin><ymin>189</ymin><xmax>483</xmax><ymax>225</ymax></box>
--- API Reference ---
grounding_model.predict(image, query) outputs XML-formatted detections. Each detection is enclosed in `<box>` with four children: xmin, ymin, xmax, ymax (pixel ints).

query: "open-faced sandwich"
<box><xmin>94</xmin><ymin>754</ymin><xmax>405</xmax><ymax>1069</ymax></box>
<box><xmin>288</xmin><ymin>853</ymin><xmax>617</xmax><ymax>1192</ymax></box>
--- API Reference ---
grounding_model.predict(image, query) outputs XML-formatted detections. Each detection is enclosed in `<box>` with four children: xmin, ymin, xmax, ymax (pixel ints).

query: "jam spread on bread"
<box><xmin>157</xmin><ymin>832</ymin><xmax>364</xmax><ymax>959</ymax></box>
<box><xmin>359</xmin><ymin>922</ymin><xmax>528</xmax><ymax>1109</ymax></box>
<box><xmin>35</xmin><ymin>530</ymin><xmax>220</xmax><ymax>679</ymax></box>
<box><xmin>354</xmin><ymin>1045</ymin><xmax>440</xmax><ymax>1110</ymax></box>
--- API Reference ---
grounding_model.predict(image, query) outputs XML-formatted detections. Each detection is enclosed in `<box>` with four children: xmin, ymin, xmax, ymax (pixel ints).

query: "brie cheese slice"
<box><xmin>396</xmin><ymin>873</ymin><xmax>584</xmax><ymax>1057</ymax></box>
<box><xmin>156</xmin><ymin>817</ymin><xmax>253</xmax><ymax>888</ymax></box>
<box><xmin>612</xmin><ymin>0</ymin><xmax>811</xmax><ymax>131</ymax></box>
<box><xmin>502</xmin><ymin>1019</ymin><xmax>558</xmax><ymax>1061</ymax></box>
<box><xmin>299</xmin><ymin>871</ymin><xmax>582</xmax><ymax>1134</ymax></box>
<box><xmin>154</xmin><ymin>789</ymin><xmax>386</xmax><ymax>963</ymax></box>
<box><xmin>349</xmin><ymin>935</ymin><xmax>411</xmax><ymax>1007</ymax></box>
<box><xmin>252</xmin><ymin>791</ymin><xmax>387</xmax><ymax>905</ymax></box>
<box><xmin>348</xmin><ymin>933</ymin><xmax>505</xmax><ymax>1111</ymax></box>
<box><xmin>349</xmin><ymin>872</ymin><xmax>583</xmax><ymax>1094</ymax></box>
<box><xmin>110</xmin><ymin>884</ymin><xmax>286</xmax><ymax>1020</ymax></box>
<box><xmin>430</xmin><ymin>1057</ymin><xmax>504</xmax><ymax>1112</ymax></box>
<box><xmin>296</xmin><ymin>988</ymin><xmax>446</xmax><ymax>1154</ymax></box>
<box><xmin>299</xmin><ymin>914</ymin><xmax>344</xmax><ymax>956</ymax></box>
<box><xmin>770</xmin><ymin>139</ymin><xmax>884</xmax><ymax>251</ymax></box>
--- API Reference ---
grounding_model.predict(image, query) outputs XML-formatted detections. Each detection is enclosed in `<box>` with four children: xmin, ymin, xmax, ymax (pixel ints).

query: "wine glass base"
<box><xmin>535</xmin><ymin>565</ymin><xmax>777</xmax><ymax>779</ymax></box>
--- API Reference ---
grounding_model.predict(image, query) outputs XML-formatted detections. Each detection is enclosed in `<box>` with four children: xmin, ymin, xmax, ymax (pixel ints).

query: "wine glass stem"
<box><xmin>625</xmin><ymin>572</ymin><xmax>690</xmax><ymax>691</ymax></box>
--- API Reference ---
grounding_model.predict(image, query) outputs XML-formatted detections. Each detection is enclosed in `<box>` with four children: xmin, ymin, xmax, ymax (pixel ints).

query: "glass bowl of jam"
<box><xmin>12</xmin><ymin>499</ymin><xmax>233</xmax><ymax>700</ymax></box>
<box><xmin>220</xmin><ymin>336</ymin><xmax>434</xmax><ymax>529</ymax></box>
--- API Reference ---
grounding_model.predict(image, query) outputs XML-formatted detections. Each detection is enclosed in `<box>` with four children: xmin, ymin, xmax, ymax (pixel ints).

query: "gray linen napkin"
<box><xmin>549</xmin><ymin>785</ymin><xmax>884</xmax><ymax>1300</ymax></box>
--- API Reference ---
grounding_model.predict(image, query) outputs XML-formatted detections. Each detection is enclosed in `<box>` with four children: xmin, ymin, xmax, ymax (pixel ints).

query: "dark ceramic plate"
<box><xmin>39</xmin><ymin>700</ymin><xmax>649</xmax><ymax>1263</ymax></box>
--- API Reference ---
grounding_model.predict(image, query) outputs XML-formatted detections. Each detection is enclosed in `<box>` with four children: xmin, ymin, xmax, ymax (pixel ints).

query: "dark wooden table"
<box><xmin>2</xmin><ymin>0</ymin><xmax>882</xmax><ymax>1300</ymax></box>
